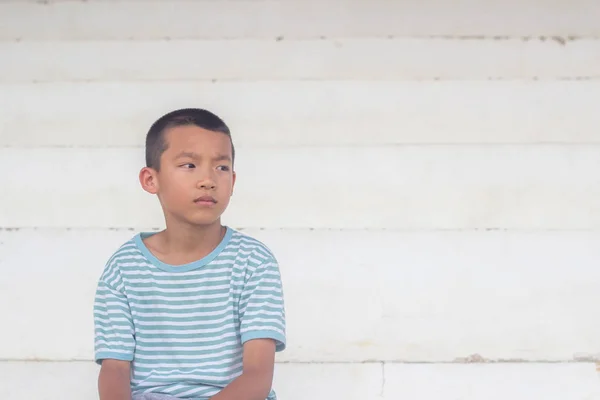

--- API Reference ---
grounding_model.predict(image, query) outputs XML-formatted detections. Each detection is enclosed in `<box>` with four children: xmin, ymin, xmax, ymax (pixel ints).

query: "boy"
<box><xmin>93</xmin><ymin>108</ymin><xmax>286</xmax><ymax>400</ymax></box>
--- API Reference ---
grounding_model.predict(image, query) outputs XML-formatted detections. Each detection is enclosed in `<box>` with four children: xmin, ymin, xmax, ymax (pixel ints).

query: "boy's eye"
<box><xmin>181</xmin><ymin>163</ymin><xmax>195</xmax><ymax>169</ymax></box>
<box><xmin>217</xmin><ymin>165</ymin><xmax>230</xmax><ymax>172</ymax></box>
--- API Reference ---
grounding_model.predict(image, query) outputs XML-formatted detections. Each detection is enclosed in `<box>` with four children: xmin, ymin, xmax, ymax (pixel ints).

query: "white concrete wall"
<box><xmin>1</xmin><ymin>0</ymin><xmax>600</xmax><ymax>399</ymax></box>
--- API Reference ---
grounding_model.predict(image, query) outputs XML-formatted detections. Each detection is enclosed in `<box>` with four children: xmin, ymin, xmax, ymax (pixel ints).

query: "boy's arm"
<box><xmin>99</xmin><ymin>359</ymin><xmax>132</xmax><ymax>400</ymax></box>
<box><xmin>211</xmin><ymin>254</ymin><xmax>286</xmax><ymax>400</ymax></box>
<box><xmin>209</xmin><ymin>339</ymin><xmax>276</xmax><ymax>400</ymax></box>
<box><xmin>94</xmin><ymin>262</ymin><xmax>136</xmax><ymax>400</ymax></box>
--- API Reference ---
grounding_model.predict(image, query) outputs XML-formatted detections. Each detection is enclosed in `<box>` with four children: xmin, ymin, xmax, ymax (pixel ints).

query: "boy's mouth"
<box><xmin>194</xmin><ymin>195</ymin><xmax>217</xmax><ymax>204</ymax></box>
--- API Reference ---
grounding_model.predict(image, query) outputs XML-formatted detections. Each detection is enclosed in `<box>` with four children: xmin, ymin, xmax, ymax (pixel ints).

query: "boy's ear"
<box><xmin>139</xmin><ymin>167</ymin><xmax>159</xmax><ymax>194</ymax></box>
<box><xmin>231</xmin><ymin>171</ymin><xmax>236</xmax><ymax>196</ymax></box>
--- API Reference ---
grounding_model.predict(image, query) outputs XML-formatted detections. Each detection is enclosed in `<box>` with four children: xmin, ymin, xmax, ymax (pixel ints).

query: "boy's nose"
<box><xmin>197</xmin><ymin>178</ymin><xmax>216</xmax><ymax>190</ymax></box>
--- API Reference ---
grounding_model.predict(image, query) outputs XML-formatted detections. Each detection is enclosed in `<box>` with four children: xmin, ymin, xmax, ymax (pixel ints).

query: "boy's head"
<box><xmin>139</xmin><ymin>108</ymin><xmax>236</xmax><ymax>227</ymax></box>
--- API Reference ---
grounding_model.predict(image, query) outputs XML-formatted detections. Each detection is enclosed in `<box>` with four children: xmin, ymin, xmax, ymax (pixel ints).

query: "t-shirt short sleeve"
<box><xmin>93</xmin><ymin>262</ymin><xmax>136</xmax><ymax>364</ymax></box>
<box><xmin>238</xmin><ymin>256</ymin><xmax>286</xmax><ymax>352</ymax></box>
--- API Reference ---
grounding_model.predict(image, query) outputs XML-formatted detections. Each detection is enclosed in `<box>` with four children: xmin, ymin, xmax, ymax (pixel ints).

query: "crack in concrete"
<box><xmin>380</xmin><ymin>362</ymin><xmax>386</xmax><ymax>397</ymax></box>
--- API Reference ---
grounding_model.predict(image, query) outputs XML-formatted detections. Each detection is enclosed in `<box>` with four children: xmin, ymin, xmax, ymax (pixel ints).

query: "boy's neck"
<box><xmin>152</xmin><ymin>219</ymin><xmax>226</xmax><ymax>265</ymax></box>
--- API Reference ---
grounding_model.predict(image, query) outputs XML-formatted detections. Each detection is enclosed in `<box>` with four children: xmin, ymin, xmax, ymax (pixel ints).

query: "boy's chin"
<box><xmin>182</xmin><ymin>212</ymin><xmax>223</xmax><ymax>227</ymax></box>
<box><xmin>164</xmin><ymin>206</ymin><xmax>225</xmax><ymax>228</ymax></box>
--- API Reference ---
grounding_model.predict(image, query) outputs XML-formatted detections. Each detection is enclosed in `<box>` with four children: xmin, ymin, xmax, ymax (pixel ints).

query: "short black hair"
<box><xmin>145</xmin><ymin>108</ymin><xmax>234</xmax><ymax>171</ymax></box>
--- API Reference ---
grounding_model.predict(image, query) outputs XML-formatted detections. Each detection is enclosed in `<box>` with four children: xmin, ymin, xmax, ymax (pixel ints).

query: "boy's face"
<box><xmin>140</xmin><ymin>125</ymin><xmax>236</xmax><ymax>227</ymax></box>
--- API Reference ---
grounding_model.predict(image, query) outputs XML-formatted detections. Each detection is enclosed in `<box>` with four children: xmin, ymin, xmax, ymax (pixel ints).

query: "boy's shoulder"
<box><xmin>228</xmin><ymin>228</ymin><xmax>279</xmax><ymax>266</ymax></box>
<box><xmin>98</xmin><ymin>235</ymin><xmax>141</xmax><ymax>275</ymax></box>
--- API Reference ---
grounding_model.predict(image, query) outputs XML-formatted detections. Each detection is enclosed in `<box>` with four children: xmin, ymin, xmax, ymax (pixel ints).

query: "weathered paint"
<box><xmin>2</xmin><ymin>38</ymin><xmax>600</xmax><ymax>82</ymax></box>
<box><xmin>1</xmin><ymin>0</ymin><xmax>599</xmax><ymax>39</ymax></box>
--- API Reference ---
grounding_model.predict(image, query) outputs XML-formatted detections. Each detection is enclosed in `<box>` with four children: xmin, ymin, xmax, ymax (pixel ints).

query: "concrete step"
<box><xmin>1</xmin><ymin>362</ymin><xmax>599</xmax><ymax>400</ymax></box>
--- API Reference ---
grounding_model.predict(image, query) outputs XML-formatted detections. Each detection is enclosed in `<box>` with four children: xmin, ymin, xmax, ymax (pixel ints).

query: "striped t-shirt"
<box><xmin>93</xmin><ymin>227</ymin><xmax>286</xmax><ymax>399</ymax></box>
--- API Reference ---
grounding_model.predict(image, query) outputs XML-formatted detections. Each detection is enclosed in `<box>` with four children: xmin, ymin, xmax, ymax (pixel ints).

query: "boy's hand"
<box><xmin>210</xmin><ymin>338</ymin><xmax>276</xmax><ymax>400</ymax></box>
<box><xmin>98</xmin><ymin>359</ymin><xmax>132</xmax><ymax>400</ymax></box>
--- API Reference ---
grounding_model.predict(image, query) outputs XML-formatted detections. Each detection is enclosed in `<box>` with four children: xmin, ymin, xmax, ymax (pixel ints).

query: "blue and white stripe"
<box><xmin>94</xmin><ymin>227</ymin><xmax>286</xmax><ymax>400</ymax></box>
